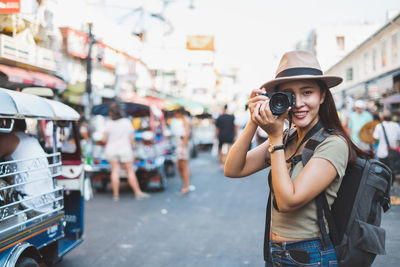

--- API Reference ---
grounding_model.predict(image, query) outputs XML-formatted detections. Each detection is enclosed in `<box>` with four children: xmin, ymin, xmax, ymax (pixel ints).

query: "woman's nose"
<box><xmin>294</xmin><ymin>94</ymin><xmax>303</xmax><ymax>108</ymax></box>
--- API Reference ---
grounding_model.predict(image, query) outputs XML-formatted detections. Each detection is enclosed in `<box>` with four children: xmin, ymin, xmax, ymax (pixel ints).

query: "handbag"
<box><xmin>382</xmin><ymin>123</ymin><xmax>400</xmax><ymax>174</ymax></box>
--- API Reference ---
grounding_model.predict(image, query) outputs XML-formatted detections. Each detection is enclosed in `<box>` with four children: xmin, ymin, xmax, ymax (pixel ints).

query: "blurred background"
<box><xmin>0</xmin><ymin>0</ymin><xmax>398</xmax><ymax>116</ymax></box>
<box><xmin>0</xmin><ymin>1</ymin><xmax>400</xmax><ymax>267</ymax></box>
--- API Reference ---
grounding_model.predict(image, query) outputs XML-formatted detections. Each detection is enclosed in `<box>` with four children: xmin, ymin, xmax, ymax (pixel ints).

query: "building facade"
<box><xmin>325</xmin><ymin>12</ymin><xmax>400</xmax><ymax>111</ymax></box>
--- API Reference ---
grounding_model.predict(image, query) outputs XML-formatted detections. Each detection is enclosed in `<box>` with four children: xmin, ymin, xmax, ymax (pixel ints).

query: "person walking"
<box><xmin>373</xmin><ymin>109</ymin><xmax>400</xmax><ymax>172</ymax></box>
<box><xmin>348</xmin><ymin>100</ymin><xmax>373</xmax><ymax>149</ymax></box>
<box><xmin>102</xmin><ymin>103</ymin><xmax>149</xmax><ymax>201</ymax></box>
<box><xmin>215</xmin><ymin>104</ymin><xmax>237</xmax><ymax>167</ymax></box>
<box><xmin>170</xmin><ymin>107</ymin><xmax>191</xmax><ymax>195</ymax></box>
<box><xmin>224</xmin><ymin>50</ymin><xmax>370</xmax><ymax>266</ymax></box>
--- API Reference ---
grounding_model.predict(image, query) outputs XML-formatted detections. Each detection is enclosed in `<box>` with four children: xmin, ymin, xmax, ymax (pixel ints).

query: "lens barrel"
<box><xmin>265</xmin><ymin>92</ymin><xmax>294</xmax><ymax>115</ymax></box>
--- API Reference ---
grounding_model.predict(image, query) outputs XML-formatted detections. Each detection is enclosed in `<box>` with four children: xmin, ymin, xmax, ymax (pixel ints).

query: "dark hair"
<box><xmin>109</xmin><ymin>103</ymin><xmax>123</xmax><ymax>120</ymax></box>
<box><xmin>382</xmin><ymin>112</ymin><xmax>392</xmax><ymax>122</ymax></box>
<box><xmin>13</xmin><ymin>119</ymin><xmax>27</xmax><ymax>132</ymax></box>
<box><xmin>315</xmin><ymin>80</ymin><xmax>371</xmax><ymax>163</ymax></box>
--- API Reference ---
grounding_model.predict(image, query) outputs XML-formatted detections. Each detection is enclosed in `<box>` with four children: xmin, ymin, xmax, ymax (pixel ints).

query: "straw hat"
<box><xmin>261</xmin><ymin>50</ymin><xmax>343</xmax><ymax>91</ymax></box>
<box><xmin>358</xmin><ymin>120</ymin><xmax>380</xmax><ymax>144</ymax></box>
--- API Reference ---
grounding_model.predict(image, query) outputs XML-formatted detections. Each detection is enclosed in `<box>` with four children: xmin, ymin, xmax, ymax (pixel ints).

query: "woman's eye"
<box><xmin>304</xmin><ymin>90</ymin><xmax>313</xmax><ymax>95</ymax></box>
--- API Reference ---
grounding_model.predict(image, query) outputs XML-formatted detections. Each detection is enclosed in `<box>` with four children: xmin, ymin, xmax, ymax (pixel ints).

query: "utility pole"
<box><xmin>85</xmin><ymin>23</ymin><xmax>96</xmax><ymax>163</ymax></box>
<box><xmin>85</xmin><ymin>22</ymin><xmax>95</xmax><ymax>122</ymax></box>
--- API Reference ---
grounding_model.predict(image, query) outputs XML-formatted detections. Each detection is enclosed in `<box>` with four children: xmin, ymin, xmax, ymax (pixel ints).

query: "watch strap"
<box><xmin>272</xmin><ymin>144</ymin><xmax>284</xmax><ymax>151</ymax></box>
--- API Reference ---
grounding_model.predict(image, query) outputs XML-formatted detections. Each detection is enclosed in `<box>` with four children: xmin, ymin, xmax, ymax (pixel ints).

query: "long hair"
<box><xmin>109</xmin><ymin>103</ymin><xmax>123</xmax><ymax>120</ymax></box>
<box><xmin>316</xmin><ymin>80</ymin><xmax>371</xmax><ymax>163</ymax></box>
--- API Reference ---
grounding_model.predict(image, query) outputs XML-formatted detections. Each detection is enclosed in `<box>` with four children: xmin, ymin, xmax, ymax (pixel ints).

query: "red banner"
<box><xmin>0</xmin><ymin>0</ymin><xmax>20</xmax><ymax>14</ymax></box>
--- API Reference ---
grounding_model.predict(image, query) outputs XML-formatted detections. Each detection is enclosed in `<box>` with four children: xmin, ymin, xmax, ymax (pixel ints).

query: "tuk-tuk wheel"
<box><xmin>15</xmin><ymin>257</ymin><xmax>39</xmax><ymax>267</ymax></box>
<box><xmin>164</xmin><ymin>161</ymin><xmax>176</xmax><ymax>177</ymax></box>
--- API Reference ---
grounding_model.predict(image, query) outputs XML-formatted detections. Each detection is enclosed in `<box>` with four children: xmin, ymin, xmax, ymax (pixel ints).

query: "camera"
<box><xmin>264</xmin><ymin>92</ymin><xmax>296</xmax><ymax>115</ymax></box>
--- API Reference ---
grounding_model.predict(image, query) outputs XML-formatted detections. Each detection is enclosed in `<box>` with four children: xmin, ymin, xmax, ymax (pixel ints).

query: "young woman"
<box><xmin>171</xmin><ymin>107</ymin><xmax>191</xmax><ymax>194</ymax></box>
<box><xmin>102</xmin><ymin>103</ymin><xmax>149</xmax><ymax>201</ymax></box>
<box><xmin>224</xmin><ymin>50</ymin><xmax>370</xmax><ymax>266</ymax></box>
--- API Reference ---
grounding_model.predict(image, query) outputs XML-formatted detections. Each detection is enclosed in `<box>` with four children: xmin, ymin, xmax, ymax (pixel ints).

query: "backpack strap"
<box><xmin>263</xmin><ymin>171</ymin><xmax>273</xmax><ymax>263</ymax></box>
<box><xmin>301</xmin><ymin>128</ymin><xmax>340</xmax><ymax>249</ymax></box>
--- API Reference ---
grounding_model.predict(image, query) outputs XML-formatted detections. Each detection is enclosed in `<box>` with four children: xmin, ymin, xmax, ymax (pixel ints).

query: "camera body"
<box><xmin>264</xmin><ymin>92</ymin><xmax>296</xmax><ymax>115</ymax></box>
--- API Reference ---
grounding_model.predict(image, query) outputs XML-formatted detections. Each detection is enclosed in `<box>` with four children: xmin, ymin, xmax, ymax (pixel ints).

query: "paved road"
<box><xmin>55</xmin><ymin>151</ymin><xmax>400</xmax><ymax>267</ymax></box>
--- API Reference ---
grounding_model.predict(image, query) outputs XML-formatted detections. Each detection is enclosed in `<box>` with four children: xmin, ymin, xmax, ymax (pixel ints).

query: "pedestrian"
<box><xmin>224</xmin><ymin>50</ymin><xmax>370</xmax><ymax>266</ymax></box>
<box><xmin>373</xmin><ymin>109</ymin><xmax>400</xmax><ymax>172</ymax></box>
<box><xmin>170</xmin><ymin>107</ymin><xmax>191</xmax><ymax>195</ymax></box>
<box><xmin>102</xmin><ymin>103</ymin><xmax>149</xmax><ymax>201</ymax></box>
<box><xmin>235</xmin><ymin>104</ymin><xmax>255</xmax><ymax>150</ymax></box>
<box><xmin>348</xmin><ymin>100</ymin><xmax>373</xmax><ymax>149</ymax></box>
<box><xmin>338</xmin><ymin>103</ymin><xmax>351</xmax><ymax>136</ymax></box>
<box><xmin>215</xmin><ymin>104</ymin><xmax>237</xmax><ymax>167</ymax></box>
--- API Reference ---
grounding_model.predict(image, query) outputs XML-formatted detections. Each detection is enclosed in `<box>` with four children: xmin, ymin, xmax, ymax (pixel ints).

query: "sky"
<box><xmin>58</xmin><ymin>0</ymin><xmax>400</xmax><ymax>89</ymax></box>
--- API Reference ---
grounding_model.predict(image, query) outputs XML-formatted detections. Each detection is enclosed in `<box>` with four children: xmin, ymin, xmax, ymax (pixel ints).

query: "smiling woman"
<box><xmin>224</xmin><ymin>50</ymin><xmax>371</xmax><ymax>267</ymax></box>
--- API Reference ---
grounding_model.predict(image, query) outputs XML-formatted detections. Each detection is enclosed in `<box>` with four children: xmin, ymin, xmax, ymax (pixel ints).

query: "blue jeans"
<box><xmin>265</xmin><ymin>238</ymin><xmax>338</xmax><ymax>267</ymax></box>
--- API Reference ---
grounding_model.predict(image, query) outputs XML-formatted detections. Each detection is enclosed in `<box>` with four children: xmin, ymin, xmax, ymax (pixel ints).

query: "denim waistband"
<box><xmin>270</xmin><ymin>237</ymin><xmax>324</xmax><ymax>250</ymax></box>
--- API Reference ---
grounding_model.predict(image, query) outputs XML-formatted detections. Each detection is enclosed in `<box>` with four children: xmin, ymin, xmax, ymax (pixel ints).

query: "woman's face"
<box><xmin>278</xmin><ymin>80</ymin><xmax>325</xmax><ymax>130</ymax></box>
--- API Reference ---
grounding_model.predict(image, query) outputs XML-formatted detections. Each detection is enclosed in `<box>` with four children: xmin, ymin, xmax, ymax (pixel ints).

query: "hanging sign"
<box><xmin>0</xmin><ymin>0</ymin><xmax>20</xmax><ymax>13</ymax></box>
<box><xmin>186</xmin><ymin>35</ymin><xmax>215</xmax><ymax>51</ymax></box>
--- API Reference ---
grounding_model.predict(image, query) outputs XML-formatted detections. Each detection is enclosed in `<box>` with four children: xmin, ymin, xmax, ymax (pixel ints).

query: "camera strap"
<box><xmin>270</xmin><ymin>120</ymin><xmax>323</xmax><ymax>211</ymax></box>
<box><xmin>286</xmin><ymin>120</ymin><xmax>323</xmax><ymax>174</ymax></box>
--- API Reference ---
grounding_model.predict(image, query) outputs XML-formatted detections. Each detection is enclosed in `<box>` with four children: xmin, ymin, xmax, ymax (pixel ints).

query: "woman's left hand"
<box><xmin>252</xmin><ymin>98</ymin><xmax>289</xmax><ymax>140</ymax></box>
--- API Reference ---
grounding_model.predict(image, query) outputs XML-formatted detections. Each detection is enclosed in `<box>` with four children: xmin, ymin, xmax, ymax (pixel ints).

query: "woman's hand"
<box><xmin>247</xmin><ymin>88</ymin><xmax>267</xmax><ymax>120</ymax></box>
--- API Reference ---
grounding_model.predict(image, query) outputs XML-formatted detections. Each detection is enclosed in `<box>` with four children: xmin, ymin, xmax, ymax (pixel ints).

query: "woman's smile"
<box><xmin>293</xmin><ymin>110</ymin><xmax>308</xmax><ymax>119</ymax></box>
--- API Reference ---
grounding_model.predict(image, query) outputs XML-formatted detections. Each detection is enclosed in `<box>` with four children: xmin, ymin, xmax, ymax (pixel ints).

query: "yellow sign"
<box><xmin>186</xmin><ymin>35</ymin><xmax>214</xmax><ymax>51</ymax></box>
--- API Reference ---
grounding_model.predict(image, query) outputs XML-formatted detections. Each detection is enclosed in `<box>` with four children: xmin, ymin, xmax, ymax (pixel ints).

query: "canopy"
<box><xmin>0</xmin><ymin>64</ymin><xmax>66</xmax><ymax>90</ymax></box>
<box><xmin>0</xmin><ymin>88</ymin><xmax>79</xmax><ymax>120</ymax></box>
<box><xmin>92</xmin><ymin>102</ymin><xmax>150</xmax><ymax>117</ymax></box>
<box><xmin>382</xmin><ymin>94</ymin><xmax>400</xmax><ymax>104</ymax></box>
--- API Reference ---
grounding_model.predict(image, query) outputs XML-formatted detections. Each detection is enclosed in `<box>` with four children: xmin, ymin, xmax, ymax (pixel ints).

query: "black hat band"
<box><xmin>276</xmin><ymin>67</ymin><xmax>323</xmax><ymax>78</ymax></box>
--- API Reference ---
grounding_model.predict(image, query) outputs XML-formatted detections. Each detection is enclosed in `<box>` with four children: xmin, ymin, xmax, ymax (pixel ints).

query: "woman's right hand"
<box><xmin>247</xmin><ymin>88</ymin><xmax>268</xmax><ymax>123</ymax></box>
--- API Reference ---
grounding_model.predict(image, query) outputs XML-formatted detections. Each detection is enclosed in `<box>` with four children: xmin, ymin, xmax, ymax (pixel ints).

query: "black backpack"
<box><xmin>264</xmin><ymin>128</ymin><xmax>392</xmax><ymax>267</ymax></box>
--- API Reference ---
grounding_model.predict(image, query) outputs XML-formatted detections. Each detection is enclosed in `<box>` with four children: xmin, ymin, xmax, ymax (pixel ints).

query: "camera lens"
<box><xmin>269</xmin><ymin>93</ymin><xmax>290</xmax><ymax>115</ymax></box>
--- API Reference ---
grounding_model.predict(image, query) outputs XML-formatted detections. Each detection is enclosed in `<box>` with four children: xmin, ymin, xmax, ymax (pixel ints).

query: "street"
<box><xmin>55</xmin><ymin>151</ymin><xmax>400</xmax><ymax>267</ymax></box>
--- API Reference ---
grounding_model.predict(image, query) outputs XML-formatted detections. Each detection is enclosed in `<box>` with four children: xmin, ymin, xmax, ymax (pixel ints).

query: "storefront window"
<box><xmin>381</xmin><ymin>41</ymin><xmax>387</xmax><ymax>67</ymax></box>
<box><xmin>372</xmin><ymin>48</ymin><xmax>376</xmax><ymax>71</ymax></box>
<box><xmin>346</xmin><ymin>67</ymin><xmax>353</xmax><ymax>81</ymax></box>
<box><xmin>363</xmin><ymin>52</ymin><xmax>369</xmax><ymax>75</ymax></box>
<box><xmin>392</xmin><ymin>33</ymin><xmax>398</xmax><ymax>64</ymax></box>
<box><xmin>336</xmin><ymin>36</ymin><xmax>345</xmax><ymax>51</ymax></box>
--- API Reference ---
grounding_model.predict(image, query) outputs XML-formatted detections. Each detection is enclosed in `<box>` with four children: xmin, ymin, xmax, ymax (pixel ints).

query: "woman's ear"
<box><xmin>320</xmin><ymin>89</ymin><xmax>326</xmax><ymax>104</ymax></box>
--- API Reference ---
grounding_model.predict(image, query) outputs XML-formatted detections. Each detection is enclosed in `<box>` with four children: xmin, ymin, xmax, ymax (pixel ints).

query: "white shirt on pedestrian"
<box><xmin>373</xmin><ymin>121</ymin><xmax>400</xmax><ymax>158</ymax></box>
<box><xmin>104</xmin><ymin>118</ymin><xmax>134</xmax><ymax>155</ymax></box>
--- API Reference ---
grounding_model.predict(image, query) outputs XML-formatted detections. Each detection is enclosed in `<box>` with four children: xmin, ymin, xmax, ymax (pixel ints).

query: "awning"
<box><xmin>382</xmin><ymin>94</ymin><xmax>400</xmax><ymax>104</ymax></box>
<box><xmin>0</xmin><ymin>88</ymin><xmax>79</xmax><ymax>120</ymax></box>
<box><xmin>0</xmin><ymin>64</ymin><xmax>67</xmax><ymax>90</ymax></box>
<box><xmin>0</xmin><ymin>64</ymin><xmax>34</xmax><ymax>84</ymax></box>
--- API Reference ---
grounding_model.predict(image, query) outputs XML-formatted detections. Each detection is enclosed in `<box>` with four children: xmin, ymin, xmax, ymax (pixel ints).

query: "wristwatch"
<box><xmin>268</xmin><ymin>143</ymin><xmax>284</xmax><ymax>153</ymax></box>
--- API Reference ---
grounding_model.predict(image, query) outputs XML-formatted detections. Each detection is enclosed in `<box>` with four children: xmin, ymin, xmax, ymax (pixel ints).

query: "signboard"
<box><xmin>186</xmin><ymin>35</ymin><xmax>215</xmax><ymax>51</ymax></box>
<box><xmin>65</xmin><ymin>28</ymin><xmax>89</xmax><ymax>59</ymax></box>
<box><xmin>0</xmin><ymin>0</ymin><xmax>20</xmax><ymax>13</ymax></box>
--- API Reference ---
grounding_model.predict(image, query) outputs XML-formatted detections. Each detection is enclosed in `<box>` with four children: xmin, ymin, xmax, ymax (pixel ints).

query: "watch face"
<box><xmin>268</xmin><ymin>144</ymin><xmax>274</xmax><ymax>153</ymax></box>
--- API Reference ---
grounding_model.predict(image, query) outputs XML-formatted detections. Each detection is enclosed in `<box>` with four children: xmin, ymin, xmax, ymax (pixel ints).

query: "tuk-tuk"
<box><xmin>87</xmin><ymin>101</ymin><xmax>168</xmax><ymax>191</ymax></box>
<box><xmin>0</xmin><ymin>88</ymin><xmax>84</xmax><ymax>266</ymax></box>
